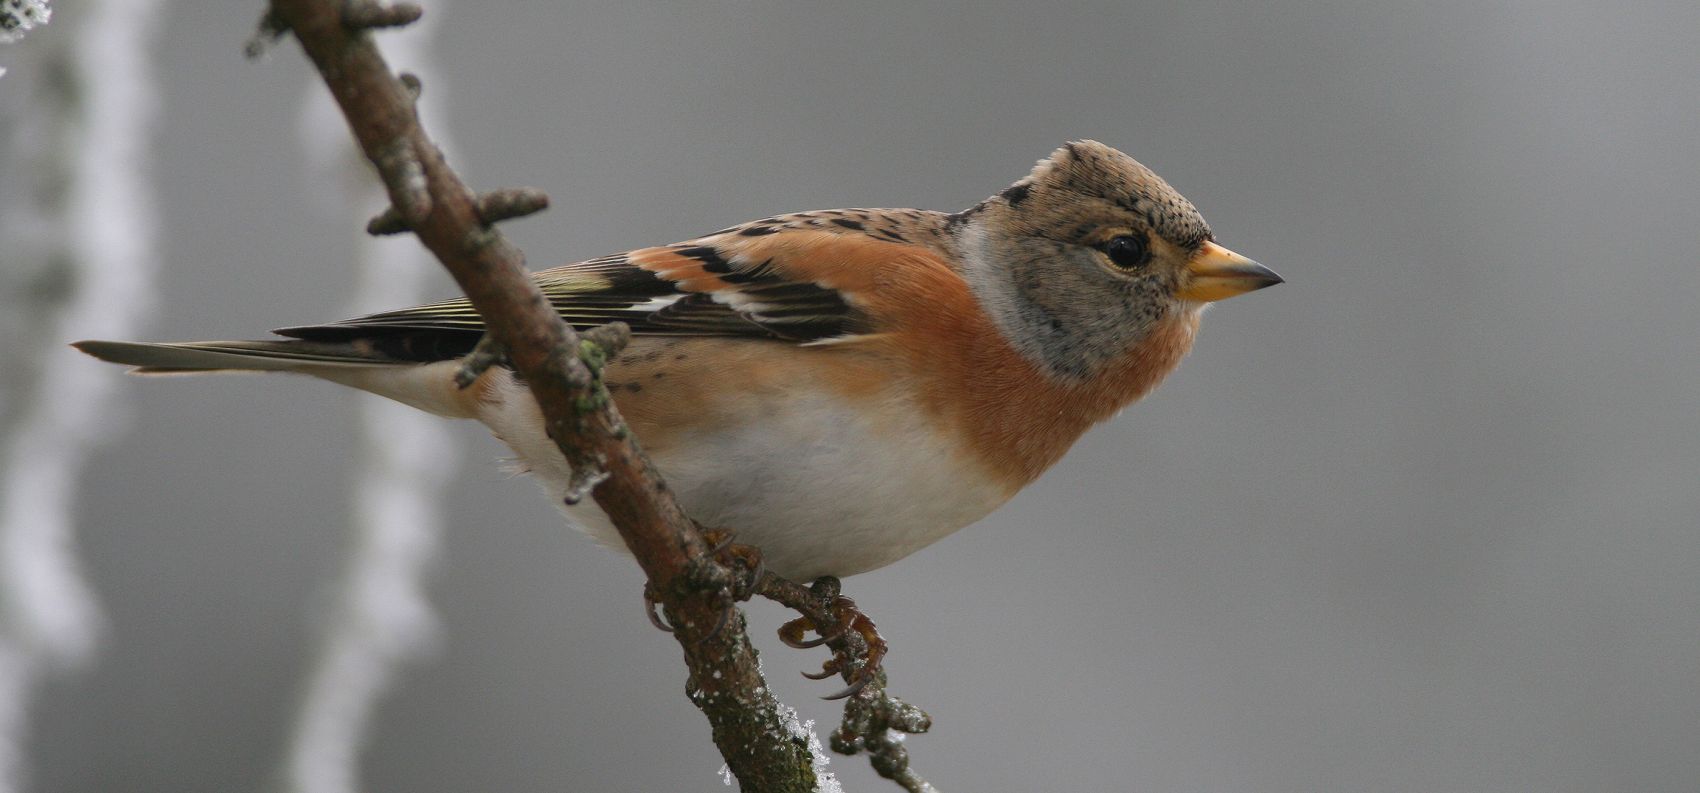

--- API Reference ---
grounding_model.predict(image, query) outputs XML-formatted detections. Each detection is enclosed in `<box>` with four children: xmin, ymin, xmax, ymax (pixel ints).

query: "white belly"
<box><xmin>474</xmin><ymin>371</ymin><xmax>1009</xmax><ymax>580</ymax></box>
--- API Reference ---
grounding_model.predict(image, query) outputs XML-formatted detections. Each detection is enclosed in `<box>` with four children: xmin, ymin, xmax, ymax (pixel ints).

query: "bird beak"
<box><xmin>1176</xmin><ymin>241</ymin><xmax>1284</xmax><ymax>302</ymax></box>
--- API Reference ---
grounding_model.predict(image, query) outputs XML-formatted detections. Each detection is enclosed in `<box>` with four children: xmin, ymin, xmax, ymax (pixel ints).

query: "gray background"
<box><xmin>19</xmin><ymin>1</ymin><xmax>1700</xmax><ymax>791</ymax></box>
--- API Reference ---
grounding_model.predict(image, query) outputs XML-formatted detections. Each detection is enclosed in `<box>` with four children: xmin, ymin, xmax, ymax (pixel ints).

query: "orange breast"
<box><xmin>512</xmin><ymin>227</ymin><xmax>1202</xmax><ymax>499</ymax></box>
<box><xmin>725</xmin><ymin>230</ymin><xmax>1202</xmax><ymax>491</ymax></box>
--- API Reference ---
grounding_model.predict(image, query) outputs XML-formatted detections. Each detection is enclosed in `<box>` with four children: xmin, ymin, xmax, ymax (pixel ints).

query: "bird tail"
<box><xmin>71</xmin><ymin>338</ymin><xmax>400</xmax><ymax>374</ymax></box>
<box><xmin>73</xmin><ymin>337</ymin><xmax>483</xmax><ymax>419</ymax></box>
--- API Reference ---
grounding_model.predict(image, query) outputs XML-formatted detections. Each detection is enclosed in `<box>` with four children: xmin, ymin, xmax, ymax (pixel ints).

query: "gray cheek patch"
<box><xmin>962</xmin><ymin>232</ymin><xmax>1167</xmax><ymax>382</ymax></box>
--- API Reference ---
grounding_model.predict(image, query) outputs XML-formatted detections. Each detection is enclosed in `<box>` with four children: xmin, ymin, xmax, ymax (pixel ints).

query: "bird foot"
<box><xmin>642</xmin><ymin>529</ymin><xmax>767</xmax><ymax>643</ymax></box>
<box><xmin>699</xmin><ymin>528</ymin><xmax>766</xmax><ymax>603</ymax></box>
<box><xmin>776</xmin><ymin>576</ymin><xmax>889</xmax><ymax>700</ymax></box>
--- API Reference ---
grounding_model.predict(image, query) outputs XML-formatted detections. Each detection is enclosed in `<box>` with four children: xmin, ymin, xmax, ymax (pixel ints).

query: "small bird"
<box><xmin>76</xmin><ymin>141</ymin><xmax>1280</xmax><ymax>582</ymax></box>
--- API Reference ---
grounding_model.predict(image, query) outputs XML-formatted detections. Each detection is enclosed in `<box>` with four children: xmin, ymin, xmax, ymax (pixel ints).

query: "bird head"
<box><xmin>952</xmin><ymin>140</ymin><xmax>1281</xmax><ymax>381</ymax></box>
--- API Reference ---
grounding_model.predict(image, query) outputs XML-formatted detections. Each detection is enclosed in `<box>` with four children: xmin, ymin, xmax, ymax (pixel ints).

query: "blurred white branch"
<box><xmin>280</xmin><ymin>7</ymin><xmax>459</xmax><ymax>793</ymax></box>
<box><xmin>0</xmin><ymin>0</ymin><xmax>162</xmax><ymax>790</ymax></box>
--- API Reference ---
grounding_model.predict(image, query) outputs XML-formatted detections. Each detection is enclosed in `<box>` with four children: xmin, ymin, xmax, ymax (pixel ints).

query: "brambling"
<box><xmin>76</xmin><ymin>141</ymin><xmax>1281</xmax><ymax>581</ymax></box>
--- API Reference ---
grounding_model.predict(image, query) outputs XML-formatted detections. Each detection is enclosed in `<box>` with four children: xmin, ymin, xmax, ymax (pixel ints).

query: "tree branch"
<box><xmin>262</xmin><ymin>1</ymin><xmax>820</xmax><ymax>788</ymax></box>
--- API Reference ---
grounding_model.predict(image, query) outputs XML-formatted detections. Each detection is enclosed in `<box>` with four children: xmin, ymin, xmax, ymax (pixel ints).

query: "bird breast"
<box><xmin>471</xmin><ymin>337</ymin><xmax>1012</xmax><ymax>580</ymax></box>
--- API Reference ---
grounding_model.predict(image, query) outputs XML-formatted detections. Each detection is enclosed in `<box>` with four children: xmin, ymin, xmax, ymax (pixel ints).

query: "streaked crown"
<box><xmin>993</xmin><ymin>140</ymin><xmax>1212</xmax><ymax>250</ymax></box>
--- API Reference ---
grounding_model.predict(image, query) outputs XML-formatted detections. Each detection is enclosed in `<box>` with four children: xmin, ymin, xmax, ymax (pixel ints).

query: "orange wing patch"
<box><xmin>624</xmin><ymin>236</ymin><xmax>871</xmax><ymax>342</ymax></box>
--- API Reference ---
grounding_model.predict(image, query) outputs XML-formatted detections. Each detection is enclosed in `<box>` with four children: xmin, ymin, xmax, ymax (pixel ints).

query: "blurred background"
<box><xmin>4</xmin><ymin>1</ymin><xmax>1699</xmax><ymax>791</ymax></box>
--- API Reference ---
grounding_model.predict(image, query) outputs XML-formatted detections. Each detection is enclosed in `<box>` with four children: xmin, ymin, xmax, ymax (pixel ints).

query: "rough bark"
<box><xmin>263</xmin><ymin>1</ymin><xmax>819</xmax><ymax>788</ymax></box>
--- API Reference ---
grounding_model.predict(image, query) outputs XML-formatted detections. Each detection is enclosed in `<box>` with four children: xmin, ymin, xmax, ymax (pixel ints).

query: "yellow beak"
<box><xmin>1176</xmin><ymin>241</ymin><xmax>1283</xmax><ymax>302</ymax></box>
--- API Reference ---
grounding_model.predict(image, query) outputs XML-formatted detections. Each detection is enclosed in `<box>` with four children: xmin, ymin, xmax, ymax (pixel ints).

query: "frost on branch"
<box><xmin>0</xmin><ymin>0</ymin><xmax>51</xmax><ymax>45</ymax></box>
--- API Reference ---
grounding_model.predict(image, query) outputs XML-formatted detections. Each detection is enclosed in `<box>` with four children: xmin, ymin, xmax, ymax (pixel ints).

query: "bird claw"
<box><xmin>643</xmin><ymin>583</ymin><xmax>674</xmax><ymax>633</ymax></box>
<box><xmin>778</xmin><ymin>616</ymin><xmax>839</xmax><ymax>649</ymax></box>
<box><xmin>699</xmin><ymin>529</ymin><xmax>766</xmax><ymax>602</ymax></box>
<box><xmin>820</xmin><ymin>675</ymin><xmax>872</xmax><ymax>701</ymax></box>
<box><xmin>800</xmin><ymin>660</ymin><xmax>841</xmax><ymax>680</ymax></box>
<box><xmin>643</xmin><ymin>566</ymin><xmax>735</xmax><ymax>645</ymax></box>
<box><xmin>694</xmin><ymin>598</ymin><xmax>732</xmax><ymax>646</ymax></box>
<box><xmin>651</xmin><ymin>529</ymin><xmax>765</xmax><ymax>647</ymax></box>
<box><xmin>796</xmin><ymin>654</ymin><xmax>873</xmax><ymax>698</ymax></box>
<box><xmin>704</xmin><ymin>529</ymin><xmax>738</xmax><ymax>558</ymax></box>
<box><xmin>775</xmin><ymin>584</ymin><xmax>888</xmax><ymax>700</ymax></box>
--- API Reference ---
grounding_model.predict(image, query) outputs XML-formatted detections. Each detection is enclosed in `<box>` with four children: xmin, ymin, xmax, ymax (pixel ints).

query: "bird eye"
<box><xmin>1103</xmin><ymin>234</ymin><xmax>1151</xmax><ymax>270</ymax></box>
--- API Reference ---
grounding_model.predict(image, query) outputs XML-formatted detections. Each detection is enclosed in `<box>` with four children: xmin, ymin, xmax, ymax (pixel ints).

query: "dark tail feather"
<box><xmin>71</xmin><ymin>339</ymin><xmax>400</xmax><ymax>374</ymax></box>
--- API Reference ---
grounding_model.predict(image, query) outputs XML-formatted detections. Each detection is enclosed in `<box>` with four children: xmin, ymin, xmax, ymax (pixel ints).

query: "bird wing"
<box><xmin>276</xmin><ymin>209</ymin><xmax>953</xmax><ymax>348</ymax></box>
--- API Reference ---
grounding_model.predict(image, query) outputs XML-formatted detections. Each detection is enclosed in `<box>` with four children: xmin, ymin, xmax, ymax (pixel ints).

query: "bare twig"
<box><xmin>450</xmin><ymin>332</ymin><xmax>508</xmax><ymax>389</ymax></box>
<box><xmin>475</xmin><ymin>186</ymin><xmax>550</xmax><ymax>225</ymax></box>
<box><xmin>263</xmin><ymin>1</ymin><xmax>820</xmax><ymax>788</ymax></box>
<box><xmin>340</xmin><ymin>1</ymin><xmax>423</xmax><ymax>31</ymax></box>
<box><xmin>368</xmin><ymin>187</ymin><xmax>548</xmax><ymax>236</ymax></box>
<box><xmin>243</xmin><ymin>9</ymin><xmax>288</xmax><ymax>58</ymax></box>
<box><xmin>364</xmin><ymin>206</ymin><xmax>411</xmax><ymax>235</ymax></box>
